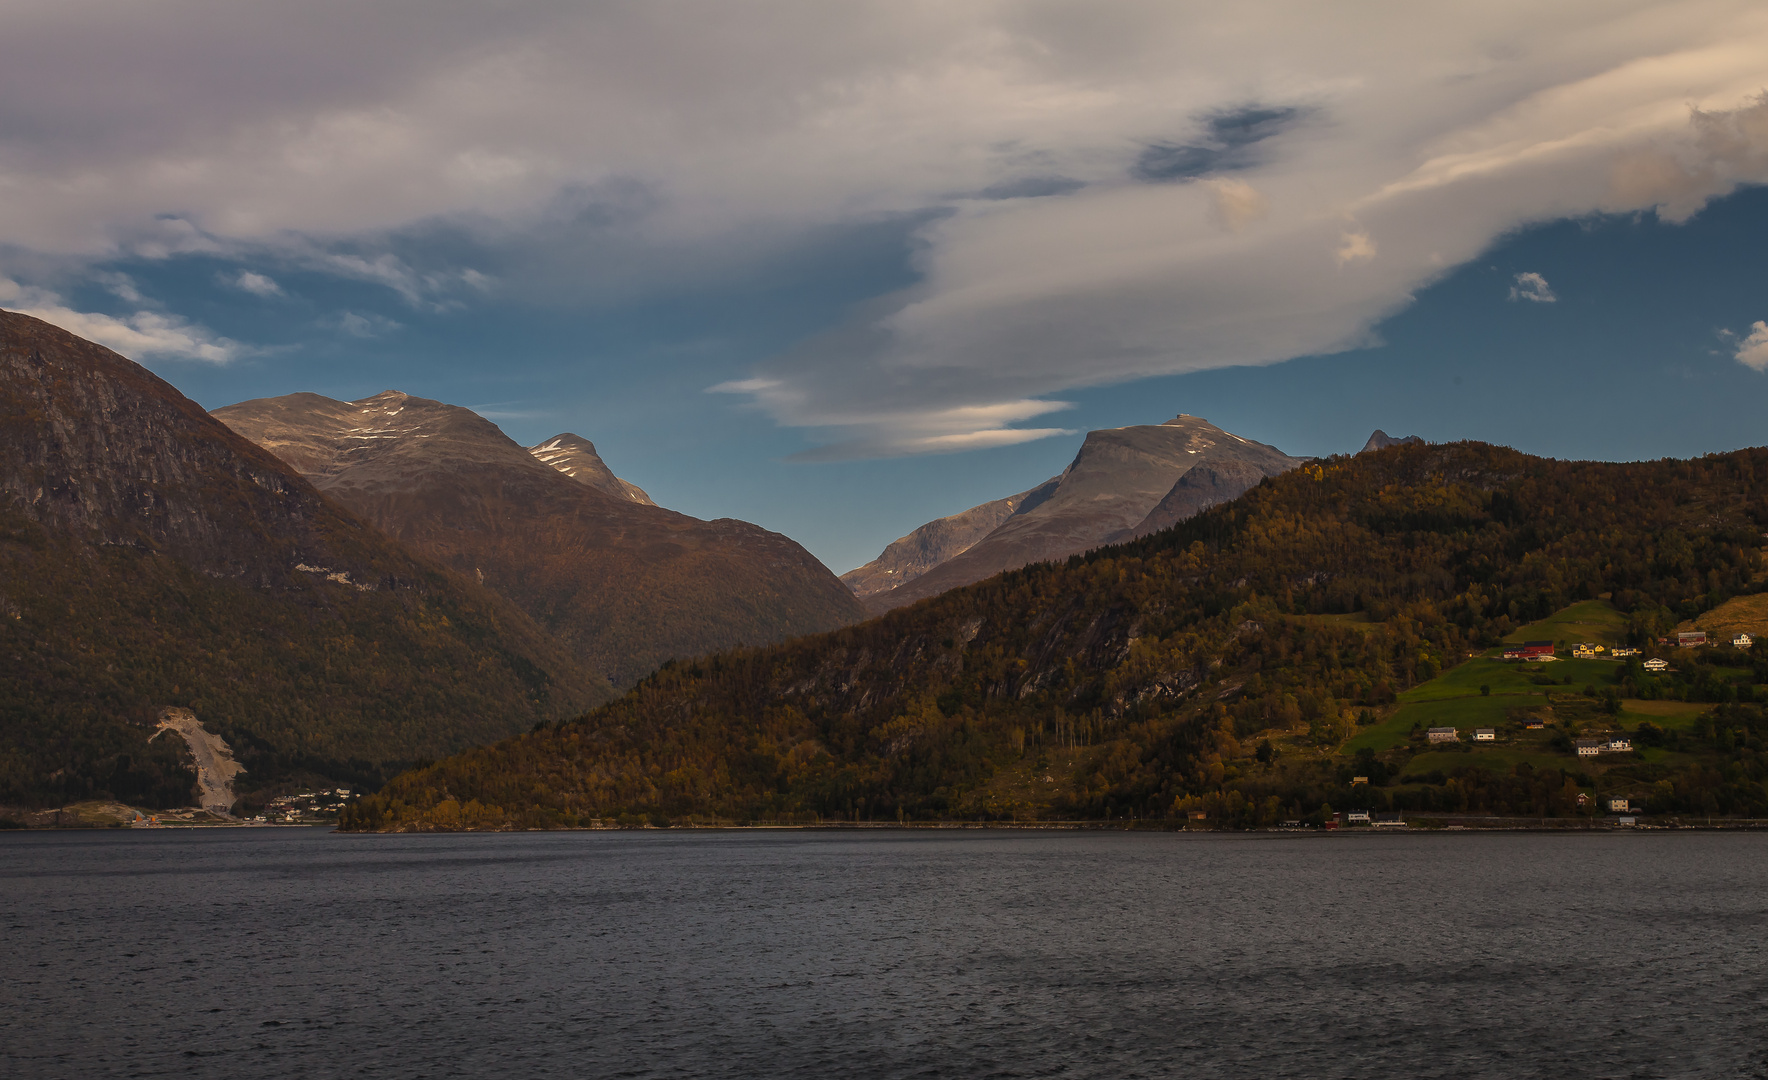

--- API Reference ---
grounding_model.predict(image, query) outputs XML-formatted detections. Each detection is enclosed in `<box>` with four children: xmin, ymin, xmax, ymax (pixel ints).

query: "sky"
<box><xmin>4</xmin><ymin>1</ymin><xmax>1768</xmax><ymax>574</ymax></box>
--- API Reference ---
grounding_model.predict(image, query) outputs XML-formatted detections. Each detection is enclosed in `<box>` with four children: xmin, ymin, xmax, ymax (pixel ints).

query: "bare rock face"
<box><xmin>1361</xmin><ymin>430</ymin><xmax>1425</xmax><ymax>453</ymax></box>
<box><xmin>839</xmin><ymin>480</ymin><xmax>1057</xmax><ymax>598</ymax></box>
<box><xmin>863</xmin><ymin>415</ymin><xmax>1303</xmax><ymax>612</ymax></box>
<box><xmin>216</xmin><ymin>391</ymin><xmax>866</xmax><ymax>688</ymax></box>
<box><xmin>1123</xmin><ymin>458</ymin><xmax>1275</xmax><ymax>540</ymax></box>
<box><xmin>0</xmin><ymin>309</ymin><xmax>600</xmax><ymax>809</ymax></box>
<box><xmin>527</xmin><ymin>433</ymin><xmax>654</xmax><ymax>505</ymax></box>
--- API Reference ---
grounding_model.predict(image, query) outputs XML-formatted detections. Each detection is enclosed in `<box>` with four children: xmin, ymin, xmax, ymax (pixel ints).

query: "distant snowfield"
<box><xmin>150</xmin><ymin>708</ymin><xmax>244</xmax><ymax>816</ymax></box>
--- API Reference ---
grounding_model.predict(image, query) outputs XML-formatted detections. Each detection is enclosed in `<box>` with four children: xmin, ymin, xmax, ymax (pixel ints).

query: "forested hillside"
<box><xmin>344</xmin><ymin>441</ymin><xmax>1768</xmax><ymax>831</ymax></box>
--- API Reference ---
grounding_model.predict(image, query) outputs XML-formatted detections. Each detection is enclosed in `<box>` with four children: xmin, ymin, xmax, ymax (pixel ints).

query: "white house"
<box><xmin>1474</xmin><ymin>728</ymin><xmax>1496</xmax><ymax>741</ymax></box>
<box><xmin>1575</xmin><ymin>739</ymin><xmax>1604</xmax><ymax>757</ymax></box>
<box><xmin>1643</xmin><ymin>658</ymin><xmax>1670</xmax><ymax>672</ymax></box>
<box><xmin>1734</xmin><ymin>633</ymin><xmax>1753</xmax><ymax>649</ymax></box>
<box><xmin>1427</xmin><ymin>727</ymin><xmax>1459</xmax><ymax>743</ymax></box>
<box><xmin>1347</xmin><ymin>810</ymin><xmax>1371</xmax><ymax>823</ymax></box>
<box><xmin>1608</xmin><ymin>737</ymin><xmax>1633</xmax><ymax>752</ymax></box>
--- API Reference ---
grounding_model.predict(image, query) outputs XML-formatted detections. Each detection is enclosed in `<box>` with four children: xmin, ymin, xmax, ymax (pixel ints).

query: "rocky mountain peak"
<box><xmin>1361</xmin><ymin>429</ymin><xmax>1425</xmax><ymax>453</ymax></box>
<box><xmin>852</xmin><ymin>413</ymin><xmax>1304</xmax><ymax>611</ymax></box>
<box><xmin>527</xmin><ymin>433</ymin><xmax>654</xmax><ymax>505</ymax></box>
<box><xmin>216</xmin><ymin>389</ymin><xmax>864</xmax><ymax>688</ymax></box>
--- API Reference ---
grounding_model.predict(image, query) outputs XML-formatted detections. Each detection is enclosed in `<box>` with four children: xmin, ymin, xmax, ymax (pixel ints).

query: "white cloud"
<box><xmin>96</xmin><ymin>272</ymin><xmax>144</xmax><ymax>303</ymax></box>
<box><xmin>224</xmin><ymin>270</ymin><xmax>283</xmax><ymax>296</ymax></box>
<box><xmin>1335</xmin><ymin>230</ymin><xmax>1377</xmax><ymax>267</ymax></box>
<box><xmin>5</xmin><ymin>3</ymin><xmax>1768</xmax><ymax>451</ymax></box>
<box><xmin>1509</xmin><ymin>271</ymin><xmax>1557</xmax><ymax>302</ymax></box>
<box><xmin>1204</xmin><ymin>179</ymin><xmax>1269</xmax><ymax>232</ymax></box>
<box><xmin>0</xmin><ymin>278</ymin><xmax>243</xmax><ymax>364</ymax></box>
<box><xmin>1735</xmin><ymin>321</ymin><xmax>1768</xmax><ymax>372</ymax></box>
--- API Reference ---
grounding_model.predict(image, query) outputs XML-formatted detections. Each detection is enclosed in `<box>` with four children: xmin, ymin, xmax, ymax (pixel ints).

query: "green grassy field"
<box><xmin>1343</xmin><ymin>651</ymin><xmax>1628</xmax><ymax>753</ymax></box>
<box><xmin>1501</xmin><ymin>598</ymin><xmax>1628</xmax><ymax>648</ymax></box>
<box><xmin>1400</xmin><ymin>656</ymin><xmax>1618</xmax><ymax>700</ymax></box>
<box><xmin>1398</xmin><ymin>747</ymin><xmax>1570</xmax><ymax>775</ymax></box>
<box><xmin>1618</xmin><ymin>699</ymin><xmax>1708</xmax><ymax>730</ymax></box>
<box><xmin>1343</xmin><ymin>694</ymin><xmax>1525</xmax><ymax>752</ymax></box>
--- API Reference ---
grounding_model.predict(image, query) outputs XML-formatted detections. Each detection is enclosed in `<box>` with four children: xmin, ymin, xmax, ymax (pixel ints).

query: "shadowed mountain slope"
<box><xmin>215</xmin><ymin>392</ymin><xmax>866</xmax><ymax>688</ymax></box>
<box><xmin>341</xmin><ymin>441</ymin><xmax>1768</xmax><ymax>832</ymax></box>
<box><xmin>0</xmin><ymin>310</ymin><xmax>602</xmax><ymax>810</ymax></box>
<box><xmin>863</xmin><ymin>416</ymin><xmax>1302</xmax><ymax>611</ymax></box>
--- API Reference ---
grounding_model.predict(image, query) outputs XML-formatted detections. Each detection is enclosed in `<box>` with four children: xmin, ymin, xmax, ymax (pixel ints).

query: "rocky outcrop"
<box><xmin>1361</xmin><ymin>429</ymin><xmax>1424</xmax><ymax>453</ymax></box>
<box><xmin>150</xmin><ymin>708</ymin><xmax>244</xmax><ymax>815</ymax></box>
<box><xmin>865</xmin><ymin>415</ymin><xmax>1303</xmax><ymax>611</ymax></box>
<box><xmin>216</xmin><ymin>391</ymin><xmax>866</xmax><ymax>688</ymax></box>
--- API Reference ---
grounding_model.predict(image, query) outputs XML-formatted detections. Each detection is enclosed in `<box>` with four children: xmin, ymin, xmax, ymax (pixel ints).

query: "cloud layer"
<box><xmin>5</xmin><ymin>2</ymin><xmax>1768</xmax><ymax>447</ymax></box>
<box><xmin>0</xmin><ymin>278</ymin><xmax>243</xmax><ymax>363</ymax></box>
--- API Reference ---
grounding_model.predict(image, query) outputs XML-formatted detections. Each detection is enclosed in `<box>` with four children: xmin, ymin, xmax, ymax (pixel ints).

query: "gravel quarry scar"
<box><xmin>150</xmin><ymin>707</ymin><xmax>244</xmax><ymax>815</ymax></box>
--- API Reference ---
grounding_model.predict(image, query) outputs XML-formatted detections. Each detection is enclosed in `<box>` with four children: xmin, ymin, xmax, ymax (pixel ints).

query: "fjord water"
<box><xmin>5</xmin><ymin>831</ymin><xmax>1766</xmax><ymax>1079</ymax></box>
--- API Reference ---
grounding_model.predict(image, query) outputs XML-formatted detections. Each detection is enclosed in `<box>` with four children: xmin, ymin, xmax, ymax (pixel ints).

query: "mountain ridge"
<box><xmin>857</xmin><ymin>415</ymin><xmax>1303</xmax><ymax>611</ymax></box>
<box><xmin>214</xmin><ymin>391</ymin><xmax>868</xmax><ymax>688</ymax></box>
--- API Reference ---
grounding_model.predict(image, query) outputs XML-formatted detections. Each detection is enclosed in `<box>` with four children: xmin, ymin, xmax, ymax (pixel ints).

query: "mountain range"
<box><xmin>0</xmin><ymin>305</ymin><xmax>1539</xmax><ymax>824</ymax></box>
<box><xmin>213</xmin><ymin>391</ymin><xmax>867</xmax><ymax>691</ymax></box>
<box><xmin>341</xmin><ymin>439</ymin><xmax>1768</xmax><ymax>832</ymax></box>
<box><xmin>844</xmin><ymin>415</ymin><xmax>1303</xmax><ymax>611</ymax></box>
<box><xmin>0</xmin><ymin>310</ymin><xmax>601</xmax><ymax>809</ymax></box>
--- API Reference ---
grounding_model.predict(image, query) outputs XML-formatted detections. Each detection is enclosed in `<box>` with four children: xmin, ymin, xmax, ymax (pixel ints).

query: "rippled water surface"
<box><xmin>5</xmin><ymin>828</ymin><xmax>1768</xmax><ymax>1078</ymax></box>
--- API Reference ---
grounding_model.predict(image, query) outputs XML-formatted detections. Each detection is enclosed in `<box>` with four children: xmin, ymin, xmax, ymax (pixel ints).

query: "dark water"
<box><xmin>4</xmin><ymin>829</ymin><xmax>1767</xmax><ymax>1079</ymax></box>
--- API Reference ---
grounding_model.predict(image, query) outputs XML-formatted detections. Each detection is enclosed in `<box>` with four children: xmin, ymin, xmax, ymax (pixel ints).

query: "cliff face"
<box><xmin>0</xmin><ymin>310</ymin><xmax>602</xmax><ymax>809</ymax></box>
<box><xmin>863</xmin><ymin>416</ymin><xmax>1302</xmax><ymax>611</ymax></box>
<box><xmin>216</xmin><ymin>391</ymin><xmax>867</xmax><ymax>688</ymax></box>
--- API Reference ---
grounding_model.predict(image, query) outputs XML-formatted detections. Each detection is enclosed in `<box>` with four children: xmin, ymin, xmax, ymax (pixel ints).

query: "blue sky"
<box><xmin>4</xmin><ymin>3</ymin><xmax>1768</xmax><ymax>574</ymax></box>
<box><xmin>49</xmin><ymin>182</ymin><xmax>1768</xmax><ymax>575</ymax></box>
